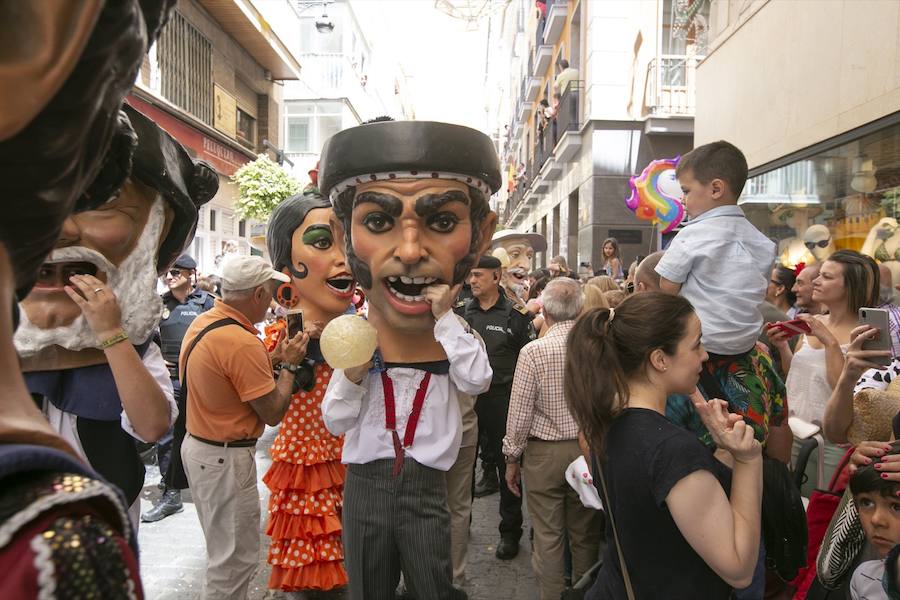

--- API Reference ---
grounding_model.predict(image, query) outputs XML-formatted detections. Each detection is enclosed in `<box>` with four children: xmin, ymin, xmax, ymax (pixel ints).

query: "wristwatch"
<box><xmin>504</xmin><ymin>454</ymin><xmax>520</xmax><ymax>465</ymax></box>
<box><xmin>280</xmin><ymin>362</ymin><xmax>300</xmax><ymax>375</ymax></box>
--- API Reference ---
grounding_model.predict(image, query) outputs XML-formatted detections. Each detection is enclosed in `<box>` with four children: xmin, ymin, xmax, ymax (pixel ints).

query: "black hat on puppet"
<box><xmin>88</xmin><ymin>104</ymin><xmax>219</xmax><ymax>275</ymax></box>
<box><xmin>318</xmin><ymin>120</ymin><xmax>502</xmax><ymax>200</ymax></box>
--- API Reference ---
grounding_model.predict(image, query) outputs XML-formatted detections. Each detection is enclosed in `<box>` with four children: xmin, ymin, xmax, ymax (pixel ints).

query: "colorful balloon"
<box><xmin>625</xmin><ymin>157</ymin><xmax>685</xmax><ymax>234</ymax></box>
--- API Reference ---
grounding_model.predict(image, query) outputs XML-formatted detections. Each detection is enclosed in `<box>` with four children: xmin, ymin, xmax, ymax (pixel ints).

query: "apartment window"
<box><xmin>319</xmin><ymin>114</ymin><xmax>342</xmax><ymax>144</ymax></box>
<box><xmin>209</xmin><ymin>209</ymin><xmax>217</xmax><ymax>232</ymax></box>
<box><xmin>284</xmin><ymin>101</ymin><xmax>345</xmax><ymax>154</ymax></box>
<box><xmin>238</xmin><ymin>219</ymin><xmax>246</xmax><ymax>238</ymax></box>
<box><xmin>157</xmin><ymin>11</ymin><xmax>213</xmax><ymax>124</ymax></box>
<box><xmin>236</xmin><ymin>109</ymin><xmax>256</xmax><ymax>150</ymax></box>
<box><xmin>663</xmin><ymin>0</ymin><xmax>711</xmax><ymax>58</ymax></box>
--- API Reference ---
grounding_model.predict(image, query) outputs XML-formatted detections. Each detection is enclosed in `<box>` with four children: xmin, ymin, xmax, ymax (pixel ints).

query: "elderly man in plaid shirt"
<box><xmin>503</xmin><ymin>278</ymin><xmax>603</xmax><ymax>599</ymax></box>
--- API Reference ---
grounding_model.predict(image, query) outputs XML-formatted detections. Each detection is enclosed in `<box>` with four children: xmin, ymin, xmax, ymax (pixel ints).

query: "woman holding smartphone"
<box><xmin>768</xmin><ymin>250</ymin><xmax>879</xmax><ymax>490</ymax></box>
<box><xmin>823</xmin><ymin>324</ymin><xmax>895</xmax><ymax>443</ymax></box>
<box><xmin>567</xmin><ymin>292</ymin><xmax>763</xmax><ymax>599</ymax></box>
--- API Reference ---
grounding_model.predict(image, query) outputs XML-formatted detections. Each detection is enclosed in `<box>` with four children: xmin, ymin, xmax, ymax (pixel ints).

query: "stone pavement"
<box><xmin>137</xmin><ymin>425</ymin><xmax>539</xmax><ymax>600</ymax></box>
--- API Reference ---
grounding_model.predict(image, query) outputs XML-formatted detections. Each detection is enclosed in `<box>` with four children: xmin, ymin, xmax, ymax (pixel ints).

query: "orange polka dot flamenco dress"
<box><xmin>263</xmin><ymin>328</ymin><xmax>347</xmax><ymax>591</ymax></box>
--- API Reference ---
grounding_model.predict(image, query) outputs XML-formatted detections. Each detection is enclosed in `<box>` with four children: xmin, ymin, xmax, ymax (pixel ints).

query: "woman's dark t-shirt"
<box><xmin>587</xmin><ymin>408</ymin><xmax>733</xmax><ymax>600</ymax></box>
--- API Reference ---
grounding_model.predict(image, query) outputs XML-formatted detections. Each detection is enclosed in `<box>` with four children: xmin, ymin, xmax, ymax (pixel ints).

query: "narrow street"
<box><xmin>138</xmin><ymin>426</ymin><xmax>540</xmax><ymax>600</ymax></box>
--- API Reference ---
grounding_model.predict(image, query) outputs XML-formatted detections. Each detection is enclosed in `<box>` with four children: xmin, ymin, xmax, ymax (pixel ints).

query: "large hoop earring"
<box><xmin>276</xmin><ymin>282</ymin><xmax>300</xmax><ymax>309</ymax></box>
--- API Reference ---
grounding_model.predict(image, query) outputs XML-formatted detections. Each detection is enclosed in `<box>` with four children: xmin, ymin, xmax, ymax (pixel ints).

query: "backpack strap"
<box><xmin>164</xmin><ymin>317</ymin><xmax>242</xmax><ymax>490</ymax></box>
<box><xmin>593</xmin><ymin>454</ymin><xmax>636</xmax><ymax>600</ymax></box>
<box><xmin>179</xmin><ymin>317</ymin><xmax>242</xmax><ymax>386</ymax></box>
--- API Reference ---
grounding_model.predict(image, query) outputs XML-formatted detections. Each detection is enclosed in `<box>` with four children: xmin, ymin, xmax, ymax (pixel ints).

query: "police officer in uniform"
<box><xmin>455</xmin><ymin>255</ymin><xmax>535</xmax><ymax>560</ymax></box>
<box><xmin>141</xmin><ymin>254</ymin><xmax>215</xmax><ymax>522</ymax></box>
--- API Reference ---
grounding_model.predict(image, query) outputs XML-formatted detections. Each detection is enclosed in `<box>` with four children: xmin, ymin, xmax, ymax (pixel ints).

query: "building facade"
<box><xmin>497</xmin><ymin>0</ymin><xmax>708</xmax><ymax>270</ymax></box>
<box><xmin>695</xmin><ymin>0</ymin><xmax>900</xmax><ymax>275</ymax></box>
<box><xmin>255</xmin><ymin>0</ymin><xmax>413</xmax><ymax>182</ymax></box>
<box><xmin>133</xmin><ymin>0</ymin><xmax>302</xmax><ymax>273</ymax></box>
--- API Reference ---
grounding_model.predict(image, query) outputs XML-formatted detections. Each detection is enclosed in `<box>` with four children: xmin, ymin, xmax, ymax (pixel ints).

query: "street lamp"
<box><xmin>263</xmin><ymin>139</ymin><xmax>294</xmax><ymax>167</ymax></box>
<box><xmin>315</xmin><ymin>15</ymin><xmax>335</xmax><ymax>33</ymax></box>
<box><xmin>294</xmin><ymin>1</ymin><xmax>334</xmax><ymax>34</ymax></box>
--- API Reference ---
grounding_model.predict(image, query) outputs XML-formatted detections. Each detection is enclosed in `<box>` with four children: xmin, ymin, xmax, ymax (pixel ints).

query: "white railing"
<box><xmin>740</xmin><ymin>160</ymin><xmax>820</xmax><ymax>205</ymax></box>
<box><xmin>647</xmin><ymin>54</ymin><xmax>701</xmax><ymax>116</ymax></box>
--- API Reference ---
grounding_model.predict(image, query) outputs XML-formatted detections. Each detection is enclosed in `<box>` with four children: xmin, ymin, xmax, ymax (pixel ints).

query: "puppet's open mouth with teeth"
<box><xmin>382</xmin><ymin>275</ymin><xmax>439</xmax><ymax>315</ymax></box>
<box><xmin>325</xmin><ymin>273</ymin><xmax>355</xmax><ymax>298</ymax></box>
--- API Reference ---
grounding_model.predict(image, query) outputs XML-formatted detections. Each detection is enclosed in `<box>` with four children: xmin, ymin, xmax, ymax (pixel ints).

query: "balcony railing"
<box><xmin>526</xmin><ymin>150</ymin><xmax>535</xmax><ymax>191</ymax></box>
<box><xmin>544</xmin><ymin>0</ymin><xmax>567</xmax><ymax>45</ymax></box>
<box><xmin>646</xmin><ymin>54</ymin><xmax>700</xmax><ymax>116</ymax></box>
<box><xmin>535</xmin><ymin>117</ymin><xmax>553</xmax><ymax>172</ymax></box>
<box><xmin>505</xmin><ymin>185</ymin><xmax>524</xmax><ymax>223</ymax></box>
<box><xmin>527</xmin><ymin>49</ymin><xmax>534</xmax><ymax>83</ymax></box>
<box><xmin>555</xmin><ymin>80</ymin><xmax>582</xmax><ymax>139</ymax></box>
<box><xmin>296</xmin><ymin>52</ymin><xmax>370</xmax><ymax>95</ymax></box>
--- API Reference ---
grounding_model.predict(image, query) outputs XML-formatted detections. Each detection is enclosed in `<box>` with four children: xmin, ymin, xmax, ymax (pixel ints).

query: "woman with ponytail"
<box><xmin>566</xmin><ymin>292</ymin><xmax>763</xmax><ymax>599</ymax></box>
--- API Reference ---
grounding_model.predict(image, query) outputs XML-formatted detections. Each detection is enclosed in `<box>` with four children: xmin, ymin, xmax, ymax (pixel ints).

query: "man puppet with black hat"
<box><xmin>319</xmin><ymin>119</ymin><xmax>498</xmax><ymax>600</ymax></box>
<box><xmin>14</xmin><ymin>103</ymin><xmax>218</xmax><ymax>526</ymax></box>
<box><xmin>455</xmin><ymin>255</ymin><xmax>535</xmax><ymax>559</ymax></box>
<box><xmin>141</xmin><ymin>252</ymin><xmax>216</xmax><ymax>522</ymax></box>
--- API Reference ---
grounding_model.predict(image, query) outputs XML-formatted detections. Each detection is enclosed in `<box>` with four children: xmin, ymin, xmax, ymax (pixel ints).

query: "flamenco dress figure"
<box><xmin>262</xmin><ymin>191</ymin><xmax>354</xmax><ymax>591</ymax></box>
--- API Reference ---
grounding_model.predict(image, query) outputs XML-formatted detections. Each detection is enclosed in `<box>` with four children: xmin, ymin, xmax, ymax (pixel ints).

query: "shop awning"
<box><xmin>197</xmin><ymin>0</ymin><xmax>302</xmax><ymax>80</ymax></box>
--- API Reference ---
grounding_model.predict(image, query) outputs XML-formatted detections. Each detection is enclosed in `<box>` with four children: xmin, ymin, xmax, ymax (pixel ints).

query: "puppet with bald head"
<box><xmin>318</xmin><ymin>119</ymin><xmax>496</xmax><ymax>599</ymax></box>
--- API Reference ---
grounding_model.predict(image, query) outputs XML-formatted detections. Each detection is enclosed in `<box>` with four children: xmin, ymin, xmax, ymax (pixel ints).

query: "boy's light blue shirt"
<box><xmin>655</xmin><ymin>204</ymin><xmax>775</xmax><ymax>355</ymax></box>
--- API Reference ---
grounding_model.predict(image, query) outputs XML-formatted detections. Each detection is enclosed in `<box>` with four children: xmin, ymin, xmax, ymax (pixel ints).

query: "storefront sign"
<box><xmin>213</xmin><ymin>85</ymin><xmax>237</xmax><ymax>139</ymax></box>
<box><xmin>608</xmin><ymin>229</ymin><xmax>643</xmax><ymax>245</ymax></box>
<box><xmin>126</xmin><ymin>94</ymin><xmax>253</xmax><ymax>177</ymax></box>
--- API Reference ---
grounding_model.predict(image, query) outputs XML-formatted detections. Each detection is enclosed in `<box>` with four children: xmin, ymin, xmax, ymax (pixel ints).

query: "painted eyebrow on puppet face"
<box><xmin>415</xmin><ymin>190</ymin><xmax>470</xmax><ymax>217</ymax></box>
<box><xmin>354</xmin><ymin>191</ymin><xmax>403</xmax><ymax>216</ymax></box>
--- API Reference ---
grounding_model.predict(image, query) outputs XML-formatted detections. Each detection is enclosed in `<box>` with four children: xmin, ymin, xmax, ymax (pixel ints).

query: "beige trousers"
<box><xmin>445</xmin><ymin>444</ymin><xmax>477</xmax><ymax>584</ymax></box>
<box><xmin>523</xmin><ymin>439</ymin><xmax>603</xmax><ymax>600</ymax></box>
<box><xmin>182</xmin><ymin>434</ymin><xmax>260</xmax><ymax>600</ymax></box>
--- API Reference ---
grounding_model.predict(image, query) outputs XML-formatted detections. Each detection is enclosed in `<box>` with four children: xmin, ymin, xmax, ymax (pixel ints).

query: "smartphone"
<box><xmin>766</xmin><ymin>319</ymin><xmax>812</xmax><ymax>338</ymax></box>
<box><xmin>859</xmin><ymin>307</ymin><xmax>892</xmax><ymax>367</ymax></box>
<box><xmin>286</xmin><ymin>308</ymin><xmax>304</xmax><ymax>339</ymax></box>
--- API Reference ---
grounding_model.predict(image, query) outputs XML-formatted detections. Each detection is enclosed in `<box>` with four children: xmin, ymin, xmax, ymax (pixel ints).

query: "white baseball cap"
<box><xmin>221</xmin><ymin>255</ymin><xmax>290</xmax><ymax>291</ymax></box>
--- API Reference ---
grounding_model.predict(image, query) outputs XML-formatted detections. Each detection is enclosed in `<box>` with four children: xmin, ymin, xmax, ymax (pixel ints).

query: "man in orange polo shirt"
<box><xmin>180</xmin><ymin>255</ymin><xmax>308</xmax><ymax>600</ymax></box>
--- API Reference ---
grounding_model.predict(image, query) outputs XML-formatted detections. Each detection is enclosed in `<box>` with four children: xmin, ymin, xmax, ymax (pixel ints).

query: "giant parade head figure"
<box><xmin>267</xmin><ymin>190</ymin><xmax>354</xmax><ymax>325</ymax></box>
<box><xmin>0</xmin><ymin>1</ymin><xmax>174</xmax><ymax>302</ymax></box>
<box><xmin>318</xmin><ymin>119</ymin><xmax>500</xmax><ymax>359</ymax></box>
<box><xmin>492</xmin><ymin>228</ymin><xmax>547</xmax><ymax>292</ymax></box>
<box><xmin>0</xmin><ymin>0</ymin><xmax>175</xmax><ymax>454</ymax></box>
<box><xmin>14</xmin><ymin>104</ymin><xmax>218</xmax><ymax>370</ymax></box>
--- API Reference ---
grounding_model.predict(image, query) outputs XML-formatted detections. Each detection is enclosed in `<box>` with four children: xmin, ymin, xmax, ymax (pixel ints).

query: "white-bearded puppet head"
<box><xmin>14</xmin><ymin>192</ymin><xmax>167</xmax><ymax>357</ymax></box>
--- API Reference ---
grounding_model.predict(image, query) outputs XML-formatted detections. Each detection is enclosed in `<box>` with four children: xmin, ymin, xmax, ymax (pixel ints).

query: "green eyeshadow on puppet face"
<box><xmin>302</xmin><ymin>225</ymin><xmax>334</xmax><ymax>250</ymax></box>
